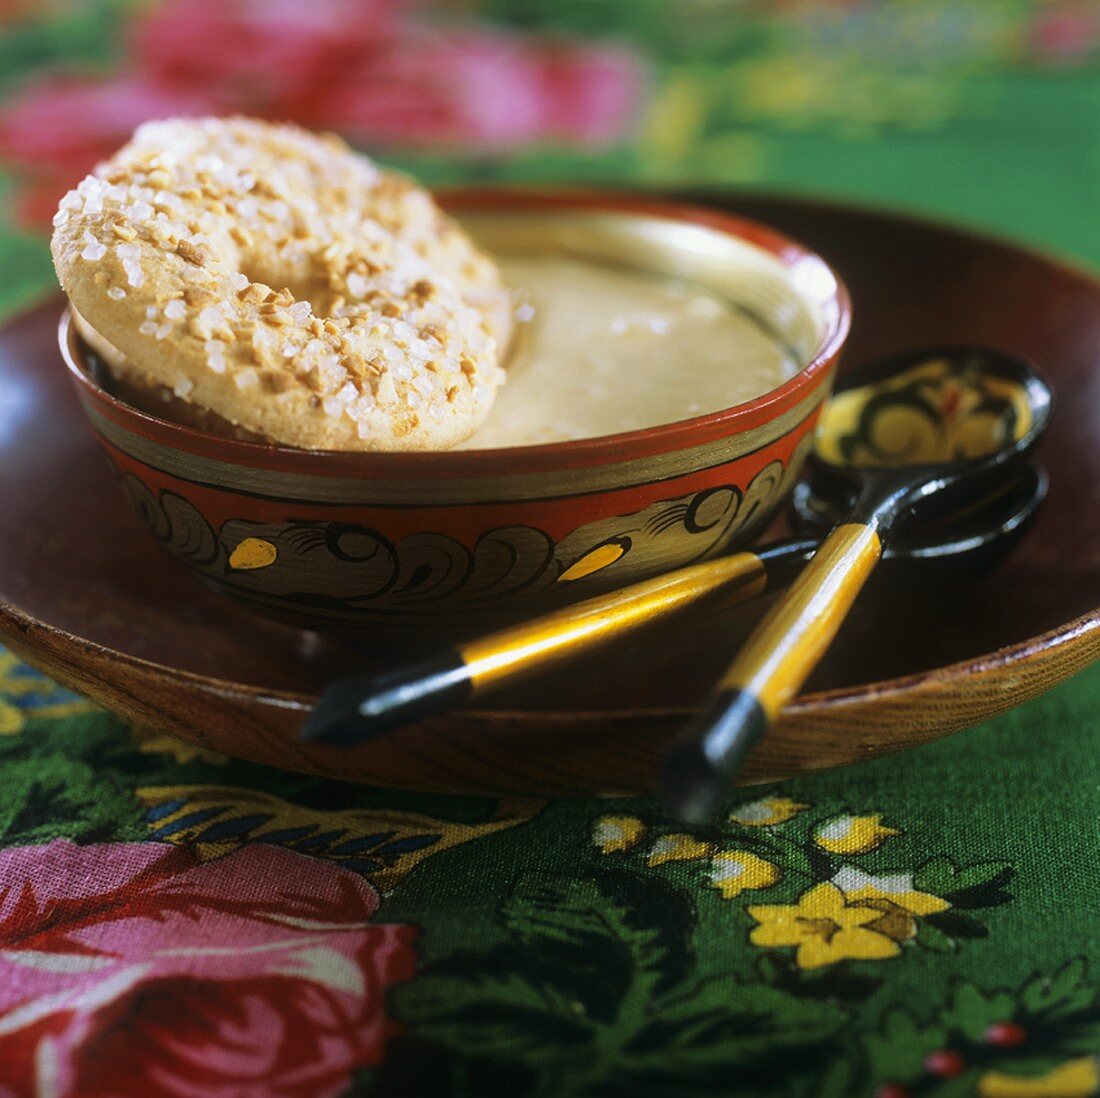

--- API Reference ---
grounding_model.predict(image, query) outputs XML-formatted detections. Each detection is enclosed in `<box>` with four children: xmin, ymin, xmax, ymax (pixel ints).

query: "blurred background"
<box><xmin>0</xmin><ymin>0</ymin><xmax>1097</xmax><ymax>315</ymax></box>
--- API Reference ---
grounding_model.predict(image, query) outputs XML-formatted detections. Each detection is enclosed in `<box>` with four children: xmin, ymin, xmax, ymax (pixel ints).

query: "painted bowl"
<box><xmin>60</xmin><ymin>190</ymin><xmax>851</xmax><ymax>634</ymax></box>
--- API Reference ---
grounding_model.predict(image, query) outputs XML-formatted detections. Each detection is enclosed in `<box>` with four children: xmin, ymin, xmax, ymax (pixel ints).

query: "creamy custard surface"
<box><xmin>460</xmin><ymin>255</ymin><xmax>802</xmax><ymax>450</ymax></box>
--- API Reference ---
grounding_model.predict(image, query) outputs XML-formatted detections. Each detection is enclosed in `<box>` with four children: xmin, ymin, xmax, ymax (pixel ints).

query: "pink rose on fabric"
<box><xmin>1028</xmin><ymin>4</ymin><xmax>1100</xmax><ymax>64</ymax></box>
<box><xmin>132</xmin><ymin>0</ymin><xmax>403</xmax><ymax>115</ymax></box>
<box><xmin>526</xmin><ymin>39</ymin><xmax>647</xmax><ymax>146</ymax></box>
<box><xmin>0</xmin><ymin>0</ymin><xmax>647</xmax><ymax>228</ymax></box>
<box><xmin>0</xmin><ymin>839</ymin><xmax>416</xmax><ymax>1098</ymax></box>
<box><xmin>315</xmin><ymin>28</ymin><xmax>646</xmax><ymax>150</ymax></box>
<box><xmin>0</xmin><ymin>74</ymin><xmax>216</xmax><ymax>226</ymax></box>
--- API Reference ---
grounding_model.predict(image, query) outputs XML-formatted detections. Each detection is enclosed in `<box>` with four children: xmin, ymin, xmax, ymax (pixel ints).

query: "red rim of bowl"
<box><xmin>60</xmin><ymin>187</ymin><xmax>852</xmax><ymax>478</ymax></box>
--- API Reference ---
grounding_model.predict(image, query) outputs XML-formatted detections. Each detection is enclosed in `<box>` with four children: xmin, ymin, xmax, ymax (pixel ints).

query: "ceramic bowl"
<box><xmin>60</xmin><ymin>189</ymin><xmax>850</xmax><ymax>634</ymax></box>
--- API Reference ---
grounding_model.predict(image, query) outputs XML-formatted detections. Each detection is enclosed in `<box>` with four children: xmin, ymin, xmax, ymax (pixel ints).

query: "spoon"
<box><xmin>302</xmin><ymin>464</ymin><xmax>1044</xmax><ymax>746</ymax></box>
<box><xmin>662</xmin><ymin>345</ymin><xmax>1053</xmax><ymax>823</ymax></box>
<box><xmin>302</xmin><ymin>347</ymin><xmax>1048</xmax><ymax>747</ymax></box>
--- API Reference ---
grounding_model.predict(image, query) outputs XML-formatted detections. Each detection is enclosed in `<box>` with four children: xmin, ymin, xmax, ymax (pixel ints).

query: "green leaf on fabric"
<box><xmin>1021</xmin><ymin>958</ymin><xmax>1094</xmax><ymax>1019</ymax></box>
<box><xmin>499</xmin><ymin>868</ymin><xmax>694</xmax><ymax>1005</ymax></box>
<box><xmin>804</xmin><ymin>841</ymin><xmax>838</xmax><ymax>880</ymax></box>
<box><xmin>942</xmin><ymin>982</ymin><xmax>1017</xmax><ymax>1040</ymax></box>
<box><xmin>395</xmin><ymin>954</ymin><xmax>592</xmax><ymax>1057</ymax></box>
<box><xmin>913</xmin><ymin>856</ymin><xmax>955</xmax><ymax>892</ymax></box>
<box><xmin>913</xmin><ymin>856</ymin><xmax>1013</xmax><ymax>895</ymax></box>
<box><xmin>625</xmin><ymin>981</ymin><xmax>841</xmax><ymax>1072</ymax></box>
<box><xmin>916</xmin><ymin>921</ymin><xmax>958</xmax><ymax>953</ymax></box>
<box><xmin>924</xmin><ymin>911</ymin><xmax>990</xmax><ymax>939</ymax></box>
<box><xmin>0</xmin><ymin>753</ymin><xmax>144</xmax><ymax>845</ymax></box>
<box><xmin>814</xmin><ymin>1056</ymin><xmax>861</xmax><ymax>1098</ymax></box>
<box><xmin>393</xmin><ymin>868</ymin><xmax>846</xmax><ymax>1095</ymax></box>
<box><xmin>755</xmin><ymin>832</ymin><xmax>815</xmax><ymax>877</ymax></box>
<box><xmin>861</xmin><ymin>1006</ymin><xmax>946</xmax><ymax>1082</ymax></box>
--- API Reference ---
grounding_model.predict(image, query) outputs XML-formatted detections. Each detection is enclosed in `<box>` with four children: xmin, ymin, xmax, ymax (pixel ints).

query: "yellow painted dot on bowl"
<box><xmin>558</xmin><ymin>538</ymin><xmax>629</xmax><ymax>582</ymax></box>
<box><xmin>229</xmin><ymin>538</ymin><xmax>278</xmax><ymax>571</ymax></box>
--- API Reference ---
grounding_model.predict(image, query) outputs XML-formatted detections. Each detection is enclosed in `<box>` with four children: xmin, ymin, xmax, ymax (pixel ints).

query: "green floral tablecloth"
<box><xmin>0</xmin><ymin>3</ymin><xmax>1097</xmax><ymax>1096</ymax></box>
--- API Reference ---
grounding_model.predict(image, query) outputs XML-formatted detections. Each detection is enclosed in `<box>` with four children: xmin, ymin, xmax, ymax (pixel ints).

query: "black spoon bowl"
<box><xmin>790</xmin><ymin>462</ymin><xmax>1047</xmax><ymax>574</ymax></box>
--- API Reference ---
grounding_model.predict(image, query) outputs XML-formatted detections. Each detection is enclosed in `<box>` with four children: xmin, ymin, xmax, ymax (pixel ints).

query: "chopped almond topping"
<box><xmin>176</xmin><ymin>240</ymin><xmax>209</xmax><ymax>266</ymax></box>
<box><xmin>261</xmin><ymin>369</ymin><xmax>293</xmax><ymax>393</ymax></box>
<box><xmin>228</xmin><ymin>225</ymin><xmax>253</xmax><ymax>248</ymax></box>
<box><xmin>183</xmin><ymin>287</ymin><xmax>217</xmax><ymax>306</ymax></box>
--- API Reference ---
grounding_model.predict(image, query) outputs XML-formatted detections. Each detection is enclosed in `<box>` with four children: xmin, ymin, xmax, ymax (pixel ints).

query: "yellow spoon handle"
<box><xmin>462</xmin><ymin>549</ymin><xmax>772</xmax><ymax>693</ymax></box>
<box><xmin>303</xmin><ymin>546</ymin><xmax>801</xmax><ymax>746</ymax></box>
<box><xmin>664</xmin><ymin>522</ymin><xmax>883</xmax><ymax>822</ymax></box>
<box><xmin>714</xmin><ymin>522</ymin><xmax>883</xmax><ymax>719</ymax></box>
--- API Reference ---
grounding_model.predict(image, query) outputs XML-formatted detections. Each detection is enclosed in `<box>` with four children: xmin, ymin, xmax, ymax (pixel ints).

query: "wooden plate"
<box><xmin>1</xmin><ymin>193</ymin><xmax>1097</xmax><ymax>795</ymax></box>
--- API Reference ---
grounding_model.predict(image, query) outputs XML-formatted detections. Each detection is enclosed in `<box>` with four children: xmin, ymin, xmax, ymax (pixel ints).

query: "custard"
<box><xmin>461</xmin><ymin>256</ymin><xmax>800</xmax><ymax>449</ymax></box>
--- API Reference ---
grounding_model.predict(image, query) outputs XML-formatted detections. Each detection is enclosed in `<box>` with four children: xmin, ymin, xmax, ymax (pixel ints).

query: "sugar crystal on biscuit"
<box><xmin>233</xmin><ymin>367</ymin><xmax>258</xmax><ymax>390</ymax></box>
<box><xmin>80</xmin><ymin>231</ymin><xmax>107</xmax><ymax>262</ymax></box>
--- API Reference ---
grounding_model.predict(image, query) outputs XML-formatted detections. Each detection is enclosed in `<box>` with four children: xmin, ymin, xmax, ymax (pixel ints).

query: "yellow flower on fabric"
<box><xmin>979</xmin><ymin>1057</ymin><xmax>1100</xmax><ymax>1097</ymax></box>
<box><xmin>0</xmin><ymin>699</ymin><xmax>24</xmax><ymax>735</ymax></box>
<box><xmin>747</xmin><ymin>882</ymin><xmax>901</xmax><ymax>969</ymax></box>
<box><xmin>831</xmin><ymin>866</ymin><xmax>949</xmax><ymax>941</ymax></box>
<box><xmin>815</xmin><ymin>814</ymin><xmax>898</xmax><ymax>854</ymax></box>
<box><xmin>709</xmin><ymin>851</ymin><xmax>781</xmax><ymax>899</ymax></box>
<box><xmin>647</xmin><ymin>833</ymin><xmax>714</xmax><ymax>867</ymax></box>
<box><xmin>130</xmin><ymin>725</ymin><xmax>228</xmax><ymax>765</ymax></box>
<box><xmin>638</xmin><ymin>71</ymin><xmax>707</xmax><ymax>168</ymax></box>
<box><xmin>592</xmin><ymin>815</ymin><xmax>645</xmax><ymax>855</ymax></box>
<box><xmin>729</xmin><ymin>797</ymin><xmax>809</xmax><ymax>827</ymax></box>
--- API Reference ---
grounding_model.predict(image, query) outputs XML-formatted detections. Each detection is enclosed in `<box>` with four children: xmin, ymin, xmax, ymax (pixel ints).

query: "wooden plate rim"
<box><xmin>2</xmin><ymin>593</ymin><xmax>1095</xmax><ymax>723</ymax></box>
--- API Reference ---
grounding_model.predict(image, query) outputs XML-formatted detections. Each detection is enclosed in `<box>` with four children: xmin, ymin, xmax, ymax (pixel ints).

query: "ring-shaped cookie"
<box><xmin>52</xmin><ymin>116</ymin><xmax>510</xmax><ymax>450</ymax></box>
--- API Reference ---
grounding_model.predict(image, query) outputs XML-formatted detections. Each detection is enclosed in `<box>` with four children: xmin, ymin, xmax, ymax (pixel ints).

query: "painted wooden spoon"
<box><xmin>662</xmin><ymin>345</ymin><xmax>1053</xmax><ymax>822</ymax></box>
